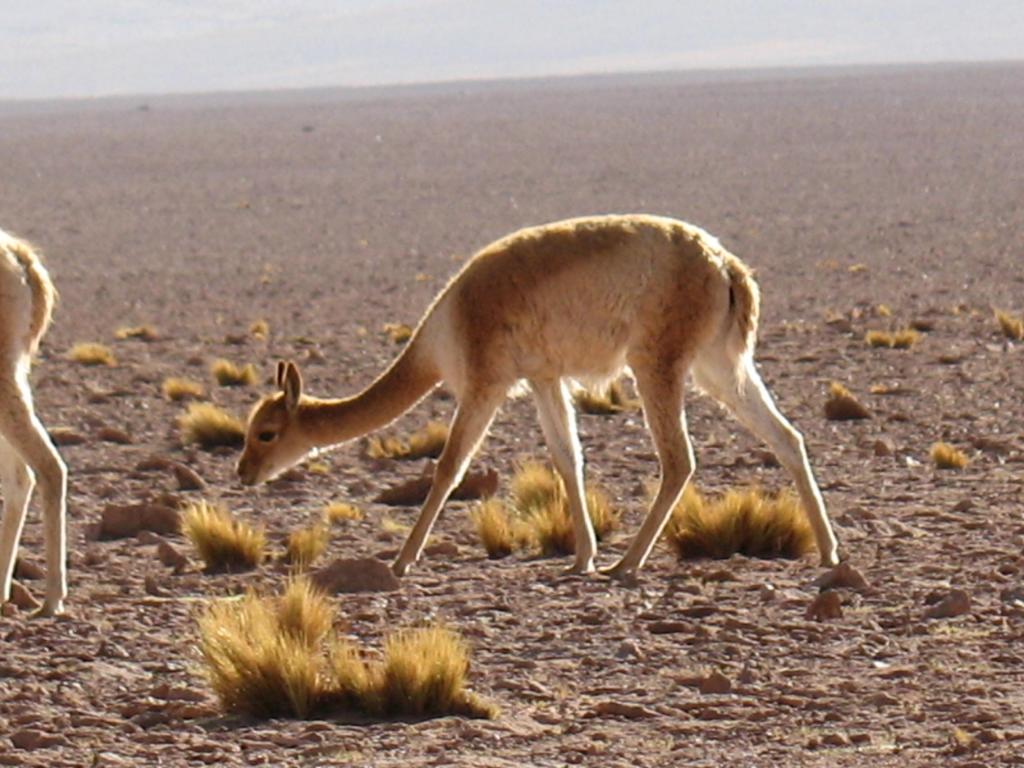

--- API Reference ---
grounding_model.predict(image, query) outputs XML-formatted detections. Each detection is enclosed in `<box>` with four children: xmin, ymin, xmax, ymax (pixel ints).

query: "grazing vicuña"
<box><xmin>237</xmin><ymin>215</ymin><xmax>840</xmax><ymax>581</ymax></box>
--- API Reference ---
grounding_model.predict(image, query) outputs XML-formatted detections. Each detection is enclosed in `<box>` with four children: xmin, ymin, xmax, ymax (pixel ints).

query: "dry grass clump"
<box><xmin>211</xmin><ymin>358</ymin><xmax>259</xmax><ymax>387</ymax></box>
<box><xmin>664</xmin><ymin>485</ymin><xmax>814</xmax><ymax>560</ymax></box>
<box><xmin>183</xmin><ymin>501</ymin><xmax>266</xmax><ymax>572</ymax></box>
<box><xmin>250</xmin><ymin>319</ymin><xmax>270</xmax><ymax>340</ymax></box>
<box><xmin>367</xmin><ymin>421</ymin><xmax>448</xmax><ymax>461</ymax></box>
<box><xmin>285</xmin><ymin>525</ymin><xmax>330</xmax><ymax>570</ymax></box>
<box><xmin>114</xmin><ymin>324</ymin><xmax>159</xmax><ymax>342</ymax></box>
<box><xmin>823</xmin><ymin>382</ymin><xmax>871</xmax><ymax>421</ymax></box>
<box><xmin>930</xmin><ymin>442</ymin><xmax>970</xmax><ymax>470</ymax></box>
<box><xmin>470</xmin><ymin>499</ymin><xmax>533</xmax><ymax>558</ymax></box>
<box><xmin>573</xmin><ymin>380</ymin><xmax>638</xmax><ymax>415</ymax></box>
<box><xmin>162</xmin><ymin>376</ymin><xmax>205</xmax><ymax>401</ymax></box>
<box><xmin>865</xmin><ymin>329</ymin><xmax>920</xmax><ymax>349</ymax></box>
<box><xmin>383</xmin><ymin>322</ymin><xmax>413</xmax><ymax>344</ymax></box>
<box><xmin>69</xmin><ymin>342</ymin><xmax>117</xmax><ymax>366</ymax></box>
<box><xmin>493</xmin><ymin>462</ymin><xmax>619</xmax><ymax>557</ymax></box>
<box><xmin>198</xmin><ymin>583</ymin><xmax>494</xmax><ymax>720</ymax></box>
<box><xmin>995</xmin><ymin>309</ymin><xmax>1024</xmax><ymax>340</ymax></box>
<box><xmin>323</xmin><ymin>502</ymin><xmax>363</xmax><ymax>524</ymax></box>
<box><xmin>178</xmin><ymin>402</ymin><xmax>245</xmax><ymax>448</ymax></box>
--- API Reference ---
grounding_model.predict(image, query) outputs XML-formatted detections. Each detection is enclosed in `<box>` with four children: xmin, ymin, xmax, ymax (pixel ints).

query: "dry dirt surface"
<box><xmin>1</xmin><ymin>63</ymin><xmax>1024</xmax><ymax>767</ymax></box>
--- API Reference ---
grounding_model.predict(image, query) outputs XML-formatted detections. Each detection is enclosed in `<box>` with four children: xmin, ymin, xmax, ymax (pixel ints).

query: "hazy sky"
<box><xmin>2</xmin><ymin>1</ymin><xmax>1022</xmax><ymax>100</ymax></box>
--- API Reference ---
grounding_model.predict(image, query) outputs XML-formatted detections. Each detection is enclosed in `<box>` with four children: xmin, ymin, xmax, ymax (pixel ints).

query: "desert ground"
<box><xmin>1</xmin><ymin>62</ymin><xmax>1023</xmax><ymax>766</ymax></box>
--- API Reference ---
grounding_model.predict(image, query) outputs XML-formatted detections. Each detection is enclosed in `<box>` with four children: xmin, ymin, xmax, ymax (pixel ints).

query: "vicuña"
<box><xmin>238</xmin><ymin>215</ymin><xmax>840</xmax><ymax>580</ymax></box>
<box><xmin>0</xmin><ymin>229</ymin><xmax>68</xmax><ymax>616</ymax></box>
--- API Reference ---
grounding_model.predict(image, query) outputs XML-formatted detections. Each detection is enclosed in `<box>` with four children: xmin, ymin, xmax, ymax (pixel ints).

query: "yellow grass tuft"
<box><xmin>930</xmin><ymin>442</ymin><xmax>970</xmax><ymax>470</ymax></box>
<box><xmin>285</xmin><ymin>524</ymin><xmax>330</xmax><ymax>570</ymax></box>
<box><xmin>377</xmin><ymin>625</ymin><xmax>496</xmax><ymax>719</ymax></box>
<box><xmin>178</xmin><ymin>402</ymin><xmax>245</xmax><ymax>448</ymax></box>
<box><xmin>198</xmin><ymin>585</ymin><xmax>494</xmax><ymax>720</ymax></box>
<box><xmin>508</xmin><ymin>462</ymin><xmax>619</xmax><ymax>556</ymax></box>
<box><xmin>367</xmin><ymin>421</ymin><xmax>448</xmax><ymax>461</ymax></box>
<box><xmin>664</xmin><ymin>485</ymin><xmax>814</xmax><ymax>561</ymax></box>
<box><xmin>182</xmin><ymin>500</ymin><xmax>266</xmax><ymax>572</ymax></box>
<box><xmin>823</xmin><ymin>382</ymin><xmax>871</xmax><ymax>421</ymax></box>
<box><xmin>69</xmin><ymin>342</ymin><xmax>117</xmax><ymax>366</ymax></box>
<box><xmin>383</xmin><ymin>323</ymin><xmax>413</xmax><ymax>344</ymax></box>
<box><xmin>573</xmin><ymin>380</ymin><xmax>639</xmax><ymax>415</ymax></box>
<box><xmin>250</xmin><ymin>319</ymin><xmax>270</xmax><ymax>340</ymax></box>
<box><xmin>114</xmin><ymin>324</ymin><xmax>159</xmax><ymax>342</ymax></box>
<box><xmin>995</xmin><ymin>309</ymin><xmax>1024</xmax><ymax>341</ymax></box>
<box><xmin>162</xmin><ymin>376</ymin><xmax>205</xmax><ymax>401</ymax></box>
<box><xmin>211</xmin><ymin>358</ymin><xmax>259</xmax><ymax>387</ymax></box>
<box><xmin>323</xmin><ymin>502</ymin><xmax>363</xmax><ymax>524</ymax></box>
<box><xmin>470</xmin><ymin>499</ymin><xmax>533</xmax><ymax>558</ymax></box>
<box><xmin>865</xmin><ymin>329</ymin><xmax>920</xmax><ymax>349</ymax></box>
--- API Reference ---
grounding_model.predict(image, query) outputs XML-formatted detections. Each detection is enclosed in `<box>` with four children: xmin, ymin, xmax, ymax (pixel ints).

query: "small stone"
<box><xmin>952</xmin><ymin>499</ymin><xmax>974</xmax><ymax>513</ymax></box>
<box><xmin>924</xmin><ymin>589</ymin><xmax>971</xmax><ymax>619</ymax></box>
<box><xmin>805</xmin><ymin>590</ymin><xmax>843</xmax><ymax>621</ymax></box>
<box><xmin>820</xmin><ymin>732</ymin><xmax>850</xmax><ymax>747</ymax></box>
<box><xmin>98</xmin><ymin>504</ymin><xmax>181</xmax><ymax>539</ymax></box>
<box><xmin>759</xmin><ymin>583</ymin><xmax>777</xmax><ymax>602</ymax></box>
<box><xmin>10</xmin><ymin>729</ymin><xmax>67</xmax><ymax>750</ymax></box>
<box><xmin>615</xmin><ymin>640</ymin><xmax>643</xmax><ymax>660</ymax></box>
<box><xmin>8</xmin><ymin>581</ymin><xmax>39</xmax><ymax>611</ymax></box>
<box><xmin>136</xmin><ymin>530</ymin><xmax>164</xmax><ymax>545</ymax></box>
<box><xmin>49</xmin><ymin>427</ymin><xmax>88</xmax><ymax>446</ymax></box>
<box><xmin>872</xmin><ymin>439</ymin><xmax>895</xmax><ymax>457</ymax></box>
<box><xmin>13</xmin><ymin>559</ymin><xmax>44</xmax><ymax>580</ymax></box>
<box><xmin>589</xmin><ymin>700</ymin><xmax>659</xmax><ymax>719</ymax></box>
<box><xmin>135</xmin><ymin>456</ymin><xmax>174</xmax><ymax>472</ymax></box>
<box><xmin>97</xmin><ymin>427</ymin><xmax>133</xmax><ymax>444</ymax></box>
<box><xmin>812</xmin><ymin>562</ymin><xmax>870</xmax><ymax>592</ymax></box>
<box><xmin>172</xmin><ymin>463</ymin><xmax>205</xmax><ymax>491</ymax></box>
<box><xmin>699</xmin><ymin>671</ymin><xmax>732</xmax><ymax>695</ymax></box>
<box><xmin>423</xmin><ymin>541</ymin><xmax>459</xmax><ymax>558</ymax></box>
<box><xmin>311</xmin><ymin>557</ymin><xmax>401</xmax><ymax>594</ymax></box>
<box><xmin>144</xmin><ymin>574</ymin><xmax>168</xmax><ymax>597</ymax></box>
<box><xmin>157</xmin><ymin>541</ymin><xmax>188</xmax><ymax>571</ymax></box>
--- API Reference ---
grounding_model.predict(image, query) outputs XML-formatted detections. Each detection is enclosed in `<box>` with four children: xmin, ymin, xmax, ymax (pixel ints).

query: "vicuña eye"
<box><xmin>257</xmin><ymin>431</ymin><xmax>277</xmax><ymax>443</ymax></box>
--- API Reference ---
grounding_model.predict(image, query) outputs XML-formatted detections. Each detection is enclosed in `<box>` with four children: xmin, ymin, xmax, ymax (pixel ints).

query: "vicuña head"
<box><xmin>237</xmin><ymin>361</ymin><xmax>312</xmax><ymax>485</ymax></box>
<box><xmin>237</xmin><ymin>214</ymin><xmax>841</xmax><ymax>582</ymax></box>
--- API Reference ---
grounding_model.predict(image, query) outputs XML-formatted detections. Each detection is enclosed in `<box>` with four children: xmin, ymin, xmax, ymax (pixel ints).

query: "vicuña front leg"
<box><xmin>604</xmin><ymin>364</ymin><xmax>694</xmax><ymax>582</ymax></box>
<box><xmin>392</xmin><ymin>387</ymin><xmax>504</xmax><ymax>577</ymax></box>
<box><xmin>530</xmin><ymin>378</ymin><xmax>596</xmax><ymax>574</ymax></box>
<box><xmin>0</xmin><ymin>438</ymin><xmax>34</xmax><ymax>607</ymax></box>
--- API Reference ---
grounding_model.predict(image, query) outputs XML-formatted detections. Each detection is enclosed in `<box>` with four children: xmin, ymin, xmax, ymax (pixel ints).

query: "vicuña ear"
<box><xmin>275</xmin><ymin>361</ymin><xmax>287</xmax><ymax>389</ymax></box>
<box><xmin>282</xmin><ymin>361</ymin><xmax>303</xmax><ymax>413</ymax></box>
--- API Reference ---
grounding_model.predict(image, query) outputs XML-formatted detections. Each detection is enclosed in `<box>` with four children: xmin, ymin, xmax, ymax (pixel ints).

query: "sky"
<box><xmin>1</xmin><ymin>1</ymin><xmax>1023</xmax><ymax>101</ymax></box>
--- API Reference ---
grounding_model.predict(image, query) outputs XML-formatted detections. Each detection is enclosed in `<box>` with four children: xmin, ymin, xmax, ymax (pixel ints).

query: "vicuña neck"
<box><xmin>297</xmin><ymin>344</ymin><xmax>439</xmax><ymax>449</ymax></box>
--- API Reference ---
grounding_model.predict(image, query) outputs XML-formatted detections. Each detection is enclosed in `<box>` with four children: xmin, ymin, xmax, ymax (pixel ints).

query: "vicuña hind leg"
<box><xmin>392</xmin><ymin>386</ymin><xmax>505</xmax><ymax>577</ymax></box>
<box><xmin>0</xmin><ymin>436</ymin><xmax>35</xmax><ymax>605</ymax></box>
<box><xmin>695</xmin><ymin>355</ymin><xmax>839</xmax><ymax>566</ymax></box>
<box><xmin>605</xmin><ymin>361</ymin><xmax>695</xmax><ymax>582</ymax></box>
<box><xmin>0</xmin><ymin>379</ymin><xmax>68</xmax><ymax>616</ymax></box>
<box><xmin>530</xmin><ymin>378</ymin><xmax>596</xmax><ymax>574</ymax></box>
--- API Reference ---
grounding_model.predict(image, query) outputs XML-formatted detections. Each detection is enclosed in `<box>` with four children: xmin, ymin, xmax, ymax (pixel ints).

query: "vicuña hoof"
<box><xmin>31</xmin><ymin>600</ymin><xmax>65</xmax><ymax>619</ymax></box>
<box><xmin>561</xmin><ymin>559</ymin><xmax>597</xmax><ymax>577</ymax></box>
<box><xmin>601</xmin><ymin>562</ymin><xmax>640</xmax><ymax>587</ymax></box>
<box><xmin>391</xmin><ymin>560</ymin><xmax>412</xmax><ymax>578</ymax></box>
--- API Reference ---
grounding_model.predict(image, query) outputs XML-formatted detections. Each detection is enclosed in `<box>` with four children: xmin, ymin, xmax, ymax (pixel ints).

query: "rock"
<box><xmin>172</xmin><ymin>463</ymin><xmax>205</xmax><ymax>491</ymax></box>
<box><xmin>10</xmin><ymin>729</ymin><xmax>67</xmax><ymax>750</ymax></box>
<box><xmin>157</xmin><ymin>540</ymin><xmax>189</xmax><ymax>571</ymax></box>
<box><xmin>375</xmin><ymin>466</ymin><xmax>499</xmax><ymax>505</ymax></box>
<box><xmin>9</xmin><ymin>581</ymin><xmax>39</xmax><ymax>611</ymax></box>
<box><xmin>311</xmin><ymin>557</ymin><xmax>401</xmax><ymax>593</ymax></box>
<box><xmin>647</xmin><ymin>620</ymin><xmax>690</xmax><ymax>635</ymax></box>
<box><xmin>812</xmin><ymin>563</ymin><xmax>870</xmax><ymax>592</ymax></box>
<box><xmin>805</xmin><ymin>590</ymin><xmax>843</xmax><ymax>621</ymax></box>
<box><xmin>49</xmin><ymin>427</ymin><xmax>88</xmax><ymax>446</ymax></box>
<box><xmin>872</xmin><ymin>439</ymin><xmax>895</xmax><ymax>457</ymax></box>
<box><xmin>615</xmin><ymin>640</ymin><xmax>643</xmax><ymax>660</ymax></box>
<box><xmin>98</xmin><ymin>504</ymin><xmax>181</xmax><ymax>539</ymax></box>
<box><xmin>924</xmin><ymin>589</ymin><xmax>971</xmax><ymax>619</ymax></box>
<box><xmin>97</xmin><ymin>426</ymin><xmax>133</xmax><ymax>444</ymax></box>
<box><xmin>699</xmin><ymin>671</ymin><xmax>732</xmax><ymax>695</ymax></box>
<box><xmin>820</xmin><ymin>732</ymin><xmax>851</xmax><ymax>747</ymax></box>
<box><xmin>423</xmin><ymin>540</ymin><xmax>460</xmax><ymax>558</ymax></box>
<box><xmin>135</xmin><ymin>456</ymin><xmax>174</xmax><ymax>472</ymax></box>
<box><xmin>589</xmin><ymin>700</ymin><xmax>659</xmax><ymax>719</ymax></box>
<box><xmin>13</xmin><ymin>559</ymin><xmax>44</xmax><ymax>580</ymax></box>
